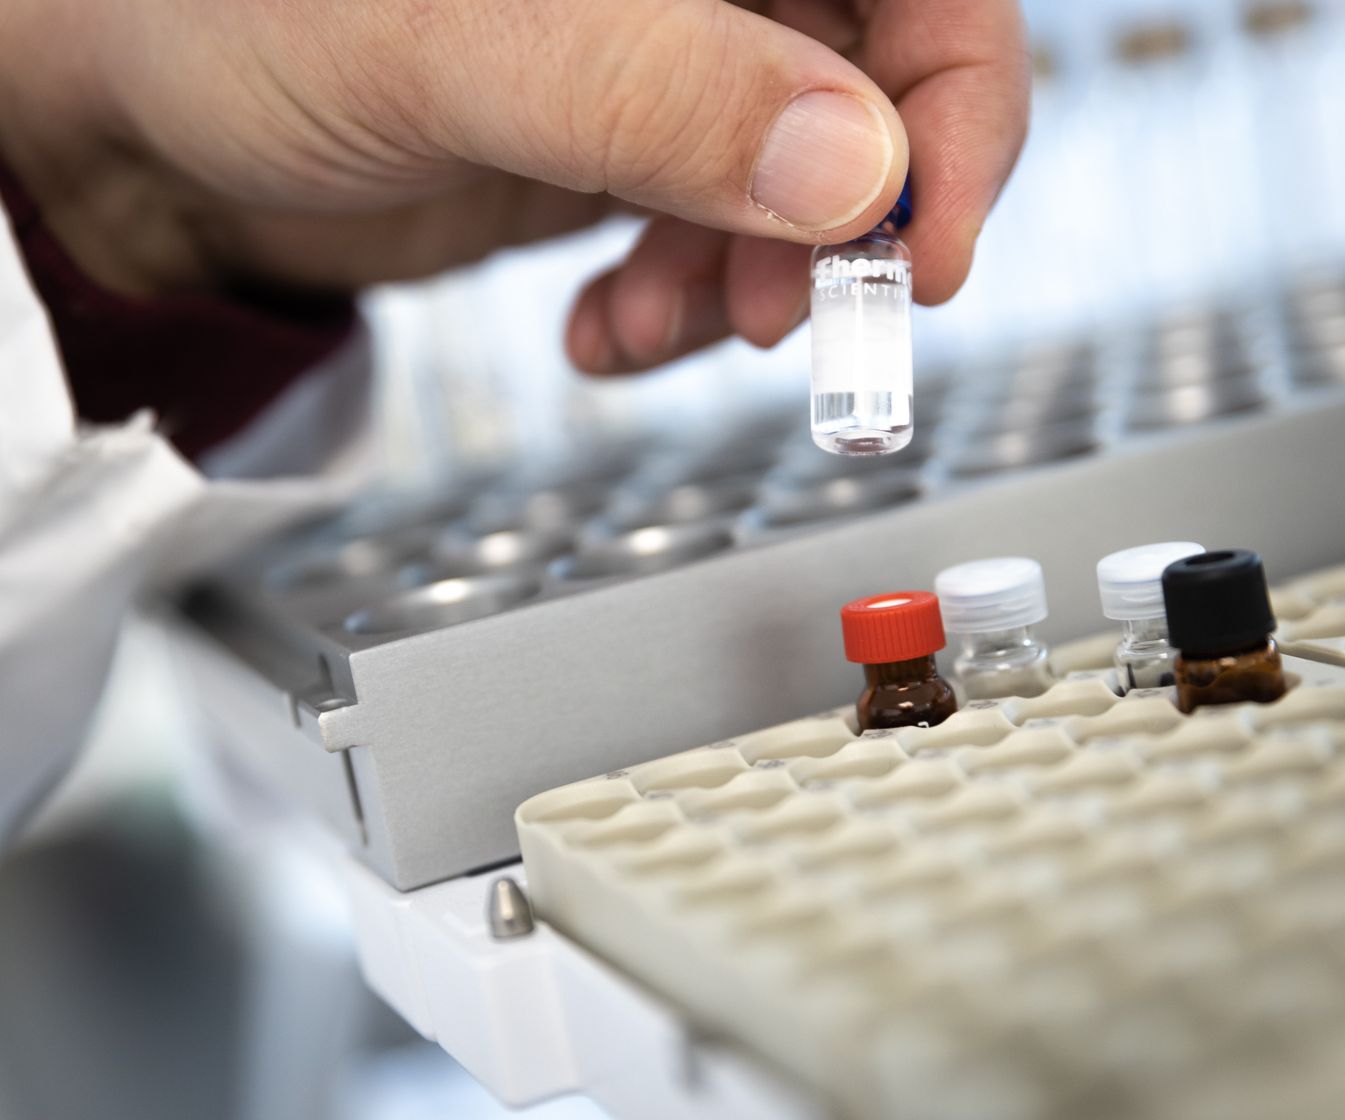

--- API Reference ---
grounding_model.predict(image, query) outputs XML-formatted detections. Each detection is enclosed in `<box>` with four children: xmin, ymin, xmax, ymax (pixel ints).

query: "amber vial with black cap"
<box><xmin>840</xmin><ymin>591</ymin><xmax>958</xmax><ymax>730</ymax></box>
<box><xmin>1162</xmin><ymin>549</ymin><xmax>1287</xmax><ymax>714</ymax></box>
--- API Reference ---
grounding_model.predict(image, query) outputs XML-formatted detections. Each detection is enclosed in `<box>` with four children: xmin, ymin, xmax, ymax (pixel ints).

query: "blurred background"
<box><xmin>3</xmin><ymin>1</ymin><xmax>1344</xmax><ymax>1117</ymax></box>
<box><xmin>364</xmin><ymin>0</ymin><xmax>1345</xmax><ymax>483</ymax></box>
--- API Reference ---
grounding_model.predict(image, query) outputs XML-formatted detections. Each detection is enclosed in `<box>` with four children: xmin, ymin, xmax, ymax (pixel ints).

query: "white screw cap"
<box><xmin>1097</xmin><ymin>541</ymin><xmax>1204</xmax><ymax>620</ymax></box>
<box><xmin>935</xmin><ymin>557</ymin><xmax>1048</xmax><ymax>633</ymax></box>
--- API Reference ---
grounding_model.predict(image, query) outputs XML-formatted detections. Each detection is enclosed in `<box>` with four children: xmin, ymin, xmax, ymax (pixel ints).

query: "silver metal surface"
<box><xmin>554</xmin><ymin>521</ymin><xmax>735</xmax><ymax>581</ymax></box>
<box><xmin>343</xmin><ymin>572</ymin><xmax>542</xmax><ymax>638</ymax></box>
<box><xmin>268</xmin><ymin>528</ymin><xmax>436</xmax><ymax>591</ymax></box>
<box><xmin>1286</xmin><ymin>274</ymin><xmax>1345</xmax><ymax>320</ymax></box>
<box><xmin>1137</xmin><ymin>347</ymin><xmax>1256</xmax><ymax>389</ymax></box>
<box><xmin>950</xmin><ymin>418</ymin><xmax>1098</xmax><ymax>476</ymax></box>
<box><xmin>1290</xmin><ymin>313</ymin><xmax>1345</xmax><ymax>384</ymax></box>
<box><xmin>753</xmin><ymin>471</ymin><xmax>921</xmax><ymax>527</ymax></box>
<box><xmin>336</xmin><ymin>492</ymin><xmax>474</xmax><ymax>541</ymax></box>
<box><xmin>1126</xmin><ymin>375</ymin><xmax>1267</xmax><ymax>430</ymax></box>
<box><xmin>430</xmin><ymin>524</ymin><xmax>574</xmax><ymax>570</ymax></box>
<box><xmin>606</xmin><ymin>476</ymin><xmax>760</xmax><ymax>530</ymax></box>
<box><xmin>963</xmin><ymin>392</ymin><xmax>1097</xmax><ymax>435</ymax></box>
<box><xmin>1296</xmin><ymin>342</ymin><xmax>1345</xmax><ymax>385</ymax></box>
<box><xmin>469</xmin><ymin>484</ymin><xmax>610</xmax><ymax>535</ymax></box>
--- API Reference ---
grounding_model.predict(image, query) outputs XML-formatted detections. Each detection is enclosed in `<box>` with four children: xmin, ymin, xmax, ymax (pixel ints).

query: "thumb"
<box><xmin>301</xmin><ymin>0</ymin><xmax>909</xmax><ymax>244</ymax></box>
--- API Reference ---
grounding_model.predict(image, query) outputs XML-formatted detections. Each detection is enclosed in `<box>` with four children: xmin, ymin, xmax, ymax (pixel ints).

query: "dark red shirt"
<box><xmin>0</xmin><ymin>156</ymin><xmax>356</xmax><ymax>461</ymax></box>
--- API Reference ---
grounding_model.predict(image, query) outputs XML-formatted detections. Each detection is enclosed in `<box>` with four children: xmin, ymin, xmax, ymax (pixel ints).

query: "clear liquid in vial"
<box><xmin>809</xmin><ymin>231</ymin><xmax>914</xmax><ymax>456</ymax></box>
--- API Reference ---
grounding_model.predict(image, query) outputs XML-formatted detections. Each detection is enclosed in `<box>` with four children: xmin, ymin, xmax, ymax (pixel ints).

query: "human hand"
<box><xmin>0</xmin><ymin>0</ymin><xmax>1028</xmax><ymax>372</ymax></box>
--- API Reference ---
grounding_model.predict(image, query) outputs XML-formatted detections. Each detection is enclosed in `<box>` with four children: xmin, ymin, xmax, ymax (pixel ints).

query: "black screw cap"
<box><xmin>1162</xmin><ymin>548</ymin><xmax>1276</xmax><ymax>659</ymax></box>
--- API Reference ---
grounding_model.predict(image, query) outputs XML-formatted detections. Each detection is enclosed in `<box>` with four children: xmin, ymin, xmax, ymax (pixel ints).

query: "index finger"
<box><xmin>858</xmin><ymin>0</ymin><xmax>1031</xmax><ymax>304</ymax></box>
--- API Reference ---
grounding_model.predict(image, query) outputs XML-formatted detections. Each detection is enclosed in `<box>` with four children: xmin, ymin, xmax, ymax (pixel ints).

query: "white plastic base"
<box><xmin>337</xmin><ymin>856</ymin><xmax>820</xmax><ymax>1120</ymax></box>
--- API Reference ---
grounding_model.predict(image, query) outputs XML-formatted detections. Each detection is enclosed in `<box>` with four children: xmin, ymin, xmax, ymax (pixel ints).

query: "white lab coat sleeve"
<box><xmin>0</xmin><ymin>204</ymin><xmax>366</xmax><ymax>846</ymax></box>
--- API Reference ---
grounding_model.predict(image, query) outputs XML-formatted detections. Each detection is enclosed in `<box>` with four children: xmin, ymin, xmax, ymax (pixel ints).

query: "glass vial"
<box><xmin>809</xmin><ymin>183</ymin><xmax>914</xmax><ymax>456</ymax></box>
<box><xmin>839</xmin><ymin>591</ymin><xmax>957</xmax><ymax>731</ymax></box>
<box><xmin>1162</xmin><ymin>549</ymin><xmax>1288</xmax><ymax>714</ymax></box>
<box><xmin>935</xmin><ymin>557</ymin><xmax>1055</xmax><ymax>700</ymax></box>
<box><xmin>1096</xmin><ymin>541</ymin><xmax>1205</xmax><ymax>692</ymax></box>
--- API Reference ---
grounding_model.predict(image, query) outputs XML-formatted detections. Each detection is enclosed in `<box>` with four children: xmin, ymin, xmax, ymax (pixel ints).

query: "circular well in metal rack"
<box><xmin>335</xmin><ymin>490</ymin><xmax>473</xmax><ymax>539</ymax></box>
<box><xmin>605</xmin><ymin>475</ymin><xmax>761</xmax><ymax>531</ymax></box>
<box><xmin>552</xmin><ymin>522</ymin><xmax>735</xmax><ymax>581</ymax></box>
<box><xmin>343</xmin><ymin>571</ymin><xmax>541</xmax><ymax>636</ymax></box>
<box><xmin>963</xmin><ymin>391</ymin><xmax>1097</xmax><ymax>437</ymax></box>
<box><xmin>1295</xmin><ymin>343</ymin><xmax>1345</xmax><ymax>386</ymax></box>
<box><xmin>430</xmin><ymin>523</ymin><xmax>575</xmax><ymax>571</ymax></box>
<box><xmin>755</xmin><ymin>469</ymin><xmax>922</xmax><ymax>527</ymax></box>
<box><xmin>1287</xmin><ymin>276</ymin><xmax>1345</xmax><ymax>321</ymax></box>
<box><xmin>672</xmin><ymin>441</ymin><xmax>782</xmax><ymax>482</ymax></box>
<box><xmin>468</xmin><ymin>481</ymin><xmax>612</xmax><ymax>535</ymax></box>
<box><xmin>1125</xmin><ymin>375</ymin><xmax>1266</xmax><ymax>431</ymax></box>
<box><xmin>950</xmin><ymin>419</ymin><xmax>1098</xmax><ymax>478</ymax></box>
<box><xmin>771</xmin><ymin>449</ymin><xmax>921</xmax><ymax>485</ymax></box>
<box><xmin>267</xmin><ymin>527</ymin><xmax>437</xmax><ymax>592</ymax></box>
<box><xmin>1135</xmin><ymin>344</ymin><xmax>1257</xmax><ymax>391</ymax></box>
<box><xmin>1290</xmin><ymin>312</ymin><xmax>1345</xmax><ymax>384</ymax></box>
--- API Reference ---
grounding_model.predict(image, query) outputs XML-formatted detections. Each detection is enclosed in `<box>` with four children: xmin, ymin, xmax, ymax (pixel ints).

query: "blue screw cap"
<box><xmin>891</xmin><ymin>179</ymin><xmax>913</xmax><ymax>229</ymax></box>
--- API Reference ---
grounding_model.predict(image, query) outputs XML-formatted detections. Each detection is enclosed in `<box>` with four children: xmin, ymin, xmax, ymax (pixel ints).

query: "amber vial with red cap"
<box><xmin>840</xmin><ymin>591</ymin><xmax>958</xmax><ymax>731</ymax></box>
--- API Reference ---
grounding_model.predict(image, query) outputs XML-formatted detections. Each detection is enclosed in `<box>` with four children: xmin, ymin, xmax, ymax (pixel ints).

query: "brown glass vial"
<box><xmin>840</xmin><ymin>591</ymin><xmax>959</xmax><ymax>731</ymax></box>
<box><xmin>1162</xmin><ymin>549</ymin><xmax>1288</xmax><ymax>714</ymax></box>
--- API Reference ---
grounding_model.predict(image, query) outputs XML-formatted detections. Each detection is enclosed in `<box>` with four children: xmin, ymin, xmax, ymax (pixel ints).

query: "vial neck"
<box><xmin>958</xmin><ymin>627</ymin><xmax>1039</xmax><ymax>660</ymax></box>
<box><xmin>1120</xmin><ymin>616</ymin><xmax>1170</xmax><ymax>646</ymax></box>
<box><xmin>864</xmin><ymin>655</ymin><xmax>938</xmax><ymax>686</ymax></box>
<box><xmin>862</xmin><ymin>210</ymin><xmax>908</xmax><ymax>244</ymax></box>
<box><xmin>1183</xmin><ymin>636</ymin><xmax>1276</xmax><ymax>662</ymax></box>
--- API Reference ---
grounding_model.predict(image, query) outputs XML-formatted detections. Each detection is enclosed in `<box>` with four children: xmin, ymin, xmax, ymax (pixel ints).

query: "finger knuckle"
<box><xmin>578</xmin><ymin>3</ymin><xmax>748</xmax><ymax>198</ymax></box>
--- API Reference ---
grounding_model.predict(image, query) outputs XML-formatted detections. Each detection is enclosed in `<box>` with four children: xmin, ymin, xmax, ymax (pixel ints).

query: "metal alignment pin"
<box><xmin>487</xmin><ymin>876</ymin><xmax>535</xmax><ymax>940</ymax></box>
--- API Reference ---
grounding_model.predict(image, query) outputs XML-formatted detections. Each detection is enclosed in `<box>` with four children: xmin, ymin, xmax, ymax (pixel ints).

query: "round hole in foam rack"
<box><xmin>342</xmin><ymin>571</ymin><xmax>540</xmax><ymax>636</ymax></box>
<box><xmin>631</xmin><ymin>754</ymin><xmax>749</xmax><ymax>794</ymax></box>
<box><xmin>672</xmin><ymin>867</ymin><xmax>777</xmax><ymax>912</ymax></box>
<box><xmin>552</xmin><ymin>521</ymin><xmax>734</xmax><ymax>581</ymax></box>
<box><xmin>517</xmin><ymin>781</ymin><xmax>638</xmax><ymax>826</ymax></box>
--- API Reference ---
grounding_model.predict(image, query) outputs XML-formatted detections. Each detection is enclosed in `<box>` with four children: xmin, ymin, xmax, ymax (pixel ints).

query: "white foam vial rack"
<box><xmin>515</xmin><ymin>601</ymin><xmax>1345</xmax><ymax>1120</ymax></box>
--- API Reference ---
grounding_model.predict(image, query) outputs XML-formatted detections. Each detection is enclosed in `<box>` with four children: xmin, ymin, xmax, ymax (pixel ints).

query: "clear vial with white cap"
<box><xmin>809</xmin><ymin>182</ymin><xmax>914</xmax><ymax>456</ymax></box>
<box><xmin>934</xmin><ymin>557</ymin><xmax>1055</xmax><ymax>700</ymax></box>
<box><xmin>1097</xmin><ymin>541</ymin><xmax>1204</xmax><ymax>692</ymax></box>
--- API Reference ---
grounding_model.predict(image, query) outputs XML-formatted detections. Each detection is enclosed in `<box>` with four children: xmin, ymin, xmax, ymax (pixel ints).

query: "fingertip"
<box><xmin>567</xmin><ymin>264</ymin><xmax>730</xmax><ymax>376</ymax></box>
<box><xmin>886</xmin><ymin>47</ymin><xmax>1026</xmax><ymax>306</ymax></box>
<box><xmin>910</xmin><ymin>225</ymin><xmax>978</xmax><ymax>306</ymax></box>
<box><xmin>609</xmin><ymin>266</ymin><xmax>681</xmax><ymax>364</ymax></box>
<box><xmin>749</xmin><ymin>89</ymin><xmax>909</xmax><ymax>241</ymax></box>
<box><xmin>566</xmin><ymin>274</ymin><xmax>618</xmax><ymax>374</ymax></box>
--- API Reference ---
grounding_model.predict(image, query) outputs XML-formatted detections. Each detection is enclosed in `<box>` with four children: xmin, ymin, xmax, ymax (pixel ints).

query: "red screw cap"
<box><xmin>840</xmin><ymin>591</ymin><xmax>946</xmax><ymax>664</ymax></box>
